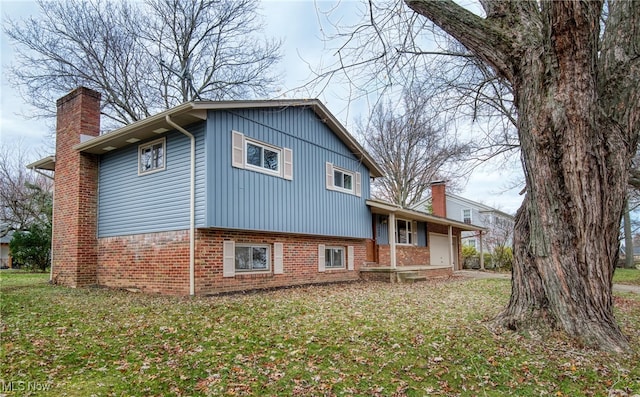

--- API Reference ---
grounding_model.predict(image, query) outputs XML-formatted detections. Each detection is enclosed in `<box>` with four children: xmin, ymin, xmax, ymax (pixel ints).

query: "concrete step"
<box><xmin>402</xmin><ymin>275</ymin><xmax>427</xmax><ymax>283</ymax></box>
<box><xmin>397</xmin><ymin>271</ymin><xmax>427</xmax><ymax>283</ymax></box>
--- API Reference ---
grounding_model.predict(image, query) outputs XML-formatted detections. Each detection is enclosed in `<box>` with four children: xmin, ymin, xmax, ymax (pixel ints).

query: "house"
<box><xmin>1</xmin><ymin>231</ymin><xmax>13</xmax><ymax>269</ymax></box>
<box><xmin>28</xmin><ymin>87</ymin><xmax>483</xmax><ymax>295</ymax></box>
<box><xmin>362</xmin><ymin>199</ymin><xmax>484</xmax><ymax>282</ymax></box>
<box><xmin>413</xmin><ymin>182</ymin><xmax>515</xmax><ymax>252</ymax></box>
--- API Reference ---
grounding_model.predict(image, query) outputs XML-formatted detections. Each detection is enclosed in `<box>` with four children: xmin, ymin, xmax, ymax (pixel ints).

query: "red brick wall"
<box><xmin>376</xmin><ymin>245</ymin><xmax>431</xmax><ymax>266</ymax></box>
<box><xmin>97</xmin><ymin>230</ymin><xmax>191</xmax><ymax>295</ymax></box>
<box><xmin>96</xmin><ymin>228</ymin><xmax>367</xmax><ymax>295</ymax></box>
<box><xmin>195</xmin><ymin>229</ymin><xmax>365</xmax><ymax>295</ymax></box>
<box><xmin>396</xmin><ymin>245</ymin><xmax>431</xmax><ymax>266</ymax></box>
<box><xmin>52</xmin><ymin>87</ymin><xmax>101</xmax><ymax>287</ymax></box>
<box><xmin>378</xmin><ymin>244</ymin><xmax>391</xmax><ymax>266</ymax></box>
<box><xmin>431</xmin><ymin>182</ymin><xmax>447</xmax><ymax>217</ymax></box>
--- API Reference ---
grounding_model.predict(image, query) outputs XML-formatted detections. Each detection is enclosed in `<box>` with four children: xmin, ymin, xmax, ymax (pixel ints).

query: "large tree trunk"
<box><xmin>405</xmin><ymin>0</ymin><xmax>640</xmax><ymax>352</ymax></box>
<box><xmin>498</xmin><ymin>2</ymin><xmax>630</xmax><ymax>352</ymax></box>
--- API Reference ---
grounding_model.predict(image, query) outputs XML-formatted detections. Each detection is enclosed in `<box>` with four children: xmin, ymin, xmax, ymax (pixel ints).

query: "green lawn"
<box><xmin>1</xmin><ymin>272</ymin><xmax>639</xmax><ymax>396</ymax></box>
<box><xmin>614</xmin><ymin>268</ymin><xmax>640</xmax><ymax>286</ymax></box>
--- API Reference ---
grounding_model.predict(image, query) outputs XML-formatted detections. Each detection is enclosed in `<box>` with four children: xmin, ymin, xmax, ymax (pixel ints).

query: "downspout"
<box><xmin>165</xmin><ymin>115</ymin><xmax>196</xmax><ymax>296</ymax></box>
<box><xmin>30</xmin><ymin>167</ymin><xmax>55</xmax><ymax>282</ymax></box>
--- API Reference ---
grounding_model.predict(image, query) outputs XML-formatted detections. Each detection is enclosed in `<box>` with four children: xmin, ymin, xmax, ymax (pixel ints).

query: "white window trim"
<box><xmin>324</xmin><ymin>246</ymin><xmax>346</xmax><ymax>269</ymax></box>
<box><xmin>245</xmin><ymin>139</ymin><xmax>282</xmax><ymax>176</ymax></box>
<box><xmin>234</xmin><ymin>243</ymin><xmax>271</xmax><ymax>274</ymax></box>
<box><xmin>138</xmin><ymin>137</ymin><xmax>166</xmax><ymax>176</ymax></box>
<box><xmin>462</xmin><ymin>208</ymin><xmax>473</xmax><ymax>224</ymax></box>
<box><xmin>325</xmin><ymin>162</ymin><xmax>362</xmax><ymax>197</ymax></box>
<box><xmin>231</xmin><ymin>130</ymin><xmax>292</xmax><ymax>180</ymax></box>
<box><xmin>395</xmin><ymin>218</ymin><xmax>417</xmax><ymax>246</ymax></box>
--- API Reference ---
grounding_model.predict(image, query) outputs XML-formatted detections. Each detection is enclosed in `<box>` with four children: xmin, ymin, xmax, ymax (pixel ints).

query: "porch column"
<box><xmin>389</xmin><ymin>212</ymin><xmax>397</xmax><ymax>269</ymax></box>
<box><xmin>479</xmin><ymin>231</ymin><xmax>485</xmax><ymax>270</ymax></box>
<box><xmin>448</xmin><ymin>225</ymin><xmax>454</xmax><ymax>269</ymax></box>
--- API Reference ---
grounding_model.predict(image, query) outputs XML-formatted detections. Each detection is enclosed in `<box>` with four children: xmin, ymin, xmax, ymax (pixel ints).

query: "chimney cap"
<box><xmin>429</xmin><ymin>180</ymin><xmax>447</xmax><ymax>186</ymax></box>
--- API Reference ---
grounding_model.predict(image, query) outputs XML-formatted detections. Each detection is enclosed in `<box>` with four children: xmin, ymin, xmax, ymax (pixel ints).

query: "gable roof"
<box><xmin>30</xmin><ymin>99</ymin><xmax>384</xmax><ymax>177</ymax></box>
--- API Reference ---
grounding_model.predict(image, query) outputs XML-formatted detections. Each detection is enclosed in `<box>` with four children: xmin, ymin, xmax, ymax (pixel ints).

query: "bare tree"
<box><xmin>359</xmin><ymin>85</ymin><xmax>469</xmax><ymax>207</ymax></box>
<box><xmin>480</xmin><ymin>211</ymin><xmax>514</xmax><ymax>269</ymax></box>
<box><xmin>0</xmin><ymin>144</ymin><xmax>53</xmax><ymax>236</ymax></box>
<box><xmin>307</xmin><ymin>1</ymin><xmax>519</xmax><ymax>167</ymax></box>
<box><xmin>4</xmin><ymin>0</ymin><xmax>282</xmax><ymax>128</ymax></box>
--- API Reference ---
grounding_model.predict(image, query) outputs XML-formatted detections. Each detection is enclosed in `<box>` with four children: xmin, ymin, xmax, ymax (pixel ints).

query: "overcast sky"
<box><xmin>0</xmin><ymin>0</ymin><xmax>524</xmax><ymax>213</ymax></box>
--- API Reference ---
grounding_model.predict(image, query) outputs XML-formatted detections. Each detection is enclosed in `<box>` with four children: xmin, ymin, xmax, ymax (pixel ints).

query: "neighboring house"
<box><xmin>1</xmin><ymin>231</ymin><xmax>13</xmax><ymax>268</ymax></box>
<box><xmin>29</xmin><ymin>87</ymin><xmax>482</xmax><ymax>295</ymax></box>
<box><xmin>413</xmin><ymin>182</ymin><xmax>515</xmax><ymax>251</ymax></box>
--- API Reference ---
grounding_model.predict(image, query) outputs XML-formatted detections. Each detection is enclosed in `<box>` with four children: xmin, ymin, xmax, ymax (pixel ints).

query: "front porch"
<box><xmin>360</xmin><ymin>264</ymin><xmax>453</xmax><ymax>283</ymax></box>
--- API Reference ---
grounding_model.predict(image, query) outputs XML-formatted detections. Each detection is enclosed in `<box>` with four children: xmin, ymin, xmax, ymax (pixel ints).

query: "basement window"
<box><xmin>235</xmin><ymin>244</ymin><xmax>270</xmax><ymax>272</ymax></box>
<box><xmin>325</xmin><ymin>247</ymin><xmax>345</xmax><ymax>269</ymax></box>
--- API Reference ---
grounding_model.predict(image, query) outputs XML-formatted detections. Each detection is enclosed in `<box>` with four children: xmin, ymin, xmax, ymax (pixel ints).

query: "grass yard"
<box><xmin>614</xmin><ymin>268</ymin><xmax>640</xmax><ymax>286</ymax></box>
<box><xmin>1</xmin><ymin>272</ymin><xmax>639</xmax><ymax>396</ymax></box>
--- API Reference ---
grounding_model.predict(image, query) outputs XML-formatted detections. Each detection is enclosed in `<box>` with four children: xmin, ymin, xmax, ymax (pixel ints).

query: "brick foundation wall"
<box><xmin>196</xmin><ymin>229</ymin><xmax>366</xmax><ymax>295</ymax></box>
<box><xmin>96</xmin><ymin>228</ymin><xmax>367</xmax><ymax>295</ymax></box>
<box><xmin>360</xmin><ymin>272</ymin><xmax>394</xmax><ymax>282</ymax></box>
<box><xmin>97</xmin><ymin>230</ymin><xmax>191</xmax><ymax>295</ymax></box>
<box><xmin>52</xmin><ymin>87</ymin><xmax>101</xmax><ymax>287</ymax></box>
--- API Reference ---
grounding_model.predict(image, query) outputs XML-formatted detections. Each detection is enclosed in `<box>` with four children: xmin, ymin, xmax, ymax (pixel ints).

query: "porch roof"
<box><xmin>367</xmin><ymin>199</ymin><xmax>485</xmax><ymax>232</ymax></box>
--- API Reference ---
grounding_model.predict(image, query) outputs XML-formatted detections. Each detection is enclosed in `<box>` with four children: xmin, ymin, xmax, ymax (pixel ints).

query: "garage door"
<box><xmin>429</xmin><ymin>233</ymin><xmax>458</xmax><ymax>268</ymax></box>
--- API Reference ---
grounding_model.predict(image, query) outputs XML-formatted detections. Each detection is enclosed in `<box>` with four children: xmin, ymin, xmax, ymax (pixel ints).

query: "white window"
<box><xmin>223</xmin><ymin>241</ymin><xmax>283</xmax><ymax>277</ymax></box>
<box><xmin>246</xmin><ymin>140</ymin><xmax>280</xmax><ymax>174</ymax></box>
<box><xmin>231</xmin><ymin>131</ymin><xmax>293</xmax><ymax>180</ymax></box>
<box><xmin>318</xmin><ymin>244</ymin><xmax>355</xmax><ymax>272</ymax></box>
<box><xmin>333</xmin><ymin>169</ymin><xmax>354</xmax><ymax>192</ymax></box>
<box><xmin>396</xmin><ymin>219</ymin><xmax>415</xmax><ymax>245</ymax></box>
<box><xmin>467</xmin><ymin>239</ymin><xmax>477</xmax><ymax>249</ymax></box>
<box><xmin>325</xmin><ymin>162</ymin><xmax>361</xmax><ymax>197</ymax></box>
<box><xmin>325</xmin><ymin>247</ymin><xmax>345</xmax><ymax>269</ymax></box>
<box><xmin>463</xmin><ymin>209</ymin><xmax>472</xmax><ymax>224</ymax></box>
<box><xmin>235</xmin><ymin>244</ymin><xmax>270</xmax><ymax>272</ymax></box>
<box><xmin>138</xmin><ymin>138</ymin><xmax>165</xmax><ymax>175</ymax></box>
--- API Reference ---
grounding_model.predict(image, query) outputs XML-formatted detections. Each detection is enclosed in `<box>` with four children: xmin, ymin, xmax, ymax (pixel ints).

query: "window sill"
<box><xmin>233</xmin><ymin>270</ymin><xmax>272</xmax><ymax>276</ymax></box>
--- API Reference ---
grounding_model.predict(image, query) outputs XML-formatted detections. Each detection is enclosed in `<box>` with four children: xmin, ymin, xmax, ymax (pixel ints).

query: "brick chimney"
<box><xmin>52</xmin><ymin>87</ymin><xmax>101</xmax><ymax>287</ymax></box>
<box><xmin>431</xmin><ymin>181</ymin><xmax>447</xmax><ymax>218</ymax></box>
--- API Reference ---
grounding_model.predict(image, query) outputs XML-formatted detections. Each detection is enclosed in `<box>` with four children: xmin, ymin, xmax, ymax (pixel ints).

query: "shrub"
<box><xmin>9</xmin><ymin>222</ymin><xmax>51</xmax><ymax>272</ymax></box>
<box><xmin>492</xmin><ymin>246</ymin><xmax>514</xmax><ymax>271</ymax></box>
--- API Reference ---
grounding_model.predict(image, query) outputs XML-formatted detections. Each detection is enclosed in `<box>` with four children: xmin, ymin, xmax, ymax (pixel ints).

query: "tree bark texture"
<box><xmin>406</xmin><ymin>0</ymin><xmax>640</xmax><ymax>352</ymax></box>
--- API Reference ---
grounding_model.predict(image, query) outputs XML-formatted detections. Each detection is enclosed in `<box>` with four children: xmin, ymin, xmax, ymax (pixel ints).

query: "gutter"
<box><xmin>165</xmin><ymin>115</ymin><xmax>196</xmax><ymax>296</ymax></box>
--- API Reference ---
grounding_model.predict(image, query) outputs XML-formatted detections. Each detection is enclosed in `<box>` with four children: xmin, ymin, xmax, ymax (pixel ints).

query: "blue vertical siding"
<box><xmin>417</xmin><ymin>221</ymin><xmax>427</xmax><ymax>246</ymax></box>
<box><xmin>375</xmin><ymin>215</ymin><xmax>390</xmax><ymax>244</ymax></box>
<box><xmin>98</xmin><ymin>122</ymin><xmax>206</xmax><ymax>237</ymax></box>
<box><xmin>206</xmin><ymin>107</ymin><xmax>372</xmax><ymax>238</ymax></box>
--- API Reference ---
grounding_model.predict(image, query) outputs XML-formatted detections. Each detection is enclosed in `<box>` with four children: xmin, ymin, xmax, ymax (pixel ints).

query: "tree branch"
<box><xmin>404</xmin><ymin>0</ymin><xmax>517</xmax><ymax>81</ymax></box>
